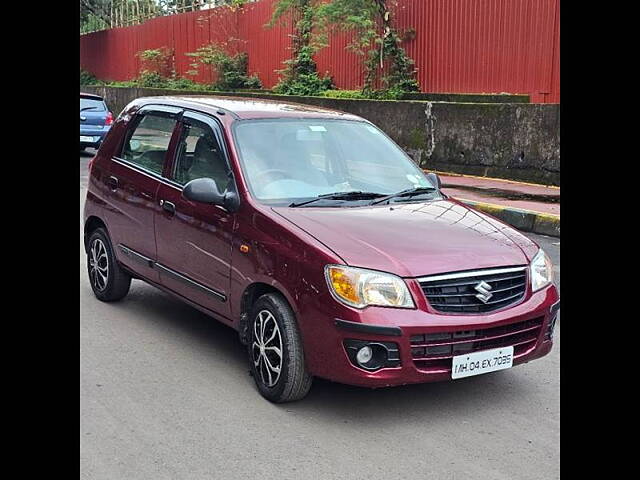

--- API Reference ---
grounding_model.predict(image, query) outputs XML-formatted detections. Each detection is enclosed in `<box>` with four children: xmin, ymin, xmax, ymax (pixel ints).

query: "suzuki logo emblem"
<box><xmin>474</xmin><ymin>281</ymin><xmax>493</xmax><ymax>303</ymax></box>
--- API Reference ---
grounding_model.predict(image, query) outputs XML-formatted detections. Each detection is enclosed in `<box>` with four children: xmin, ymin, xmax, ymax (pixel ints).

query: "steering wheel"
<box><xmin>252</xmin><ymin>169</ymin><xmax>291</xmax><ymax>187</ymax></box>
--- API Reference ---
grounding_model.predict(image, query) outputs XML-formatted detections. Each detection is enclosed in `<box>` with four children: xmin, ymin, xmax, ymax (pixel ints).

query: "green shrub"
<box><xmin>107</xmin><ymin>80</ymin><xmax>138</xmax><ymax>88</ymax></box>
<box><xmin>322</xmin><ymin>89</ymin><xmax>365</xmax><ymax>99</ymax></box>
<box><xmin>186</xmin><ymin>44</ymin><xmax>262</xmax><ymax>91</ymax></box>
<box><xmin>323</xmin><ymin>88</ymin><xmax>420</xmax><ymax>100</ymax></box>
<box><xmin>80</xmin><ymin>68</ymin><xmax>102</xmax><ymax>85</ymax></box>
<box><xmin>165</xmin><ymin>77</ymin><xmax>201</xmax><ymax>90</ymax></box>
<box><xmin>273</xmin><ymin>71</ymin><xmax>333</xmax><ymax>96</ymax></box>
<box><xmin>136</xmin><ymin>71</ymin><xmax>168</xmax><ymax>88</ymax></box>
<box><xmin>138</xmin><ymin>47</ymin><xmax>175</xmax><ymax>79</ymax></box>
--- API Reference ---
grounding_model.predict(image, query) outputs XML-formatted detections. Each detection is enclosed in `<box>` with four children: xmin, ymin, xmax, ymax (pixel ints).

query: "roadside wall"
<box><xmin>82</xmin><ymin>86</ymin><xmax>560</xmax><ymax>185</ymax></box>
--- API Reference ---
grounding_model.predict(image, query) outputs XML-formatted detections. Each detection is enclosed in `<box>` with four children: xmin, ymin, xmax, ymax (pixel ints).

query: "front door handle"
<box><xmin>107</xmin><ymin>176</ymin><xmax>118</xmax><ymax>191</ymax></box>
<box><xmin>160</xmin><ymin>199</ymin><xmax>176</xmax><ymax>215</ymax></box>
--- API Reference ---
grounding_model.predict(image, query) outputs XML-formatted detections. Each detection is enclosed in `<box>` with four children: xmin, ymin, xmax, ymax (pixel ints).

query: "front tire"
<box><xmin>248</xmin><ymin>293</ymin><xmax>313</xmax><ymax>403</ymax></box>
<box><xmin>87</xmin><ymin>228</ymin><xmax>131</xmax><ymax>302</ymax></box>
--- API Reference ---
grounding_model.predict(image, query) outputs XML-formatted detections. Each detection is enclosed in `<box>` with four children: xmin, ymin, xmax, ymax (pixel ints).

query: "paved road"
<box><xmin>80</xmin><ymin>152</ymin><xmax>560</xmax><ymax>480</ymax></box>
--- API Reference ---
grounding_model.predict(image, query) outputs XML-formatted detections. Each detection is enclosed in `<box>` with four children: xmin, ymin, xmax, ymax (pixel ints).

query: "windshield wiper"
<box><xmin>370</xmin><ymin>186</ymin><xmax>438</xmax><ymax>205</ymax></box>
<box><xmin>289</xmin><ymin>191</ymin><xmax>385</xmax><ymax>208</ymax></box>
<box><xmin>80</xmin><ymin>106</ymin><xmax>99</xmax><ymax>112</ymax></box>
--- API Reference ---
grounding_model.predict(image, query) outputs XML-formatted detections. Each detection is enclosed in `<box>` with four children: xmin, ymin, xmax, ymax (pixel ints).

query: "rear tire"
<box><xmin>248</xmin><ymin>293</ymin><xmax>313</xmax><ymax>402</ymax></box>
<box><xmin>87</xmin><ymin>228</ymin><xmax>131</xmax><ymax>302</ymax></box>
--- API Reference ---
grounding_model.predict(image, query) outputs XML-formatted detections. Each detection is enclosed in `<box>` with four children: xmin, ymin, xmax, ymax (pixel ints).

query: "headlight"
<box><xmin>530</xmin><ymin>249</ymin><xmax>554</xmax><ymax>292</ymax></box>
<box><xmin>325</xmin><ymin>265</ymin><xmax>415</xmax><ymax>309</ymax></box>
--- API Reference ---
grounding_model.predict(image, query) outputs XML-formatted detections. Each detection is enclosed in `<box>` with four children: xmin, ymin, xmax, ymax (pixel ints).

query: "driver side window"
<box><xmin>172</xmin><ymin>118</ymin><xmax>230</xmax><ymax>192</ymax></box>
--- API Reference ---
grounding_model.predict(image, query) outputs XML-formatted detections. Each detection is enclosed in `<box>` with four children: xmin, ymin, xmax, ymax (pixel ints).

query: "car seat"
<box><xmin>185</xmin><ymin>135</ymin><xmax>229</xmax><ymax>192</ymax></box>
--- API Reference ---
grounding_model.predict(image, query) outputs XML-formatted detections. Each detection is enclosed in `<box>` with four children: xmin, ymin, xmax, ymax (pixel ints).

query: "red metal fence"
<box><xmin>80</xmin><ymin>0</ymin><xmax>560</xmax><ymax>103</ymax></box>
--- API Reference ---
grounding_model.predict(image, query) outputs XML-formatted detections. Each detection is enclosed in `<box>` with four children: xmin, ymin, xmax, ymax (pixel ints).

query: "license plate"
<box><xmin>80</xmin><ymin>135</ymin><xmax>93</xmax><ymax>142</ymax></box>
<box><xmin>451</xmin><ymin>346</ymin><xmax>514</xmax><ymax>379</ymax></box>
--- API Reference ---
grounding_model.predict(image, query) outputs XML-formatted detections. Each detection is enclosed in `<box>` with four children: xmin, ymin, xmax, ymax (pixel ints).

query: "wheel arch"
<box><xmin>238</xmin><ymin>282</ymin><xmax>296</xmax><ymax>345</ymax></box>
<box><xmin>84</xmin><ymin>215</ymin><xmax>107</xmax><ymax>253</ymax></box>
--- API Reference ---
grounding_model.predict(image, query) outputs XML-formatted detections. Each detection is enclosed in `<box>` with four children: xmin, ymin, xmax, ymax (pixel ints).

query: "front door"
<box><xmin>154</xmin><ymin>111</ymin><xmax>236</xmax><ymax>319</ymax></box>
<box><xmin>105</xmin><ymin>105</ymin><xmax>182</xmax><ymax>282</ymax></box>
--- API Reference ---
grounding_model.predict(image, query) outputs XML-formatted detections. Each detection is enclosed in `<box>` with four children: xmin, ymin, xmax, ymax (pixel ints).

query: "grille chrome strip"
<box><xmin>427</xmin><ymin>282</ymin><xmax>526</xmax><ymax>298</ymax></box>
<box><xmin>421</xmin><ymin>274</ymin><xmax>527</xmax><ymax>289</ymax></box>
<box><xmin>418</xmin><ymin>266</ymin><xmax>527</xmax><ymax>283</ymax></box>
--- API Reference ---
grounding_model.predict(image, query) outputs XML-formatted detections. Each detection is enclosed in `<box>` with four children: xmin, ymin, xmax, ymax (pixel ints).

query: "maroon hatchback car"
<box><xmin>83</xmin><ymin>96</ymin><xmax>559</xmax><ymax>402</ymax></box>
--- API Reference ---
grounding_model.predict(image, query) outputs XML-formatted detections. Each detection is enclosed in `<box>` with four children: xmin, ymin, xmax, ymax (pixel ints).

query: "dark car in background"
<box><xmin>83</xmin><ymin>96</ymin><xmax>559</xmax><ymax>403</ymax></box>
<box><xmin>80</xmin><ymin>93</ymin><xmax>113</xmax><ymax>150</ymax></box>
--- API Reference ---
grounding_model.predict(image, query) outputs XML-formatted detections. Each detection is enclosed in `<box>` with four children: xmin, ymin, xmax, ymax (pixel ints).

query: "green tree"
<box><xmin>317</xmin><ymin>0</ymin><xmax>419</xmax><ymax>96</ymax></box>
<box><xmin>270</xmin><ymin>0</ymin><xmax>332</xmax><ymax>95</ymax></box>
<box><xmin>80</xmin><ymin>0</ymin><xmax>112</xmax><ymax>32</ymax></box>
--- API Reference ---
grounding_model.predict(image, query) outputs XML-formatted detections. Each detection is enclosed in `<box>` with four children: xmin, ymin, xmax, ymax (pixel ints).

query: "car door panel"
<box><xmin>155</xmin><ymin>183</ymin><xmax>234</xmax><ymax>315</ymax></box>
<box><xmin>154</xmin><ymin>111</ymin><xmax>235</xmax><ymax>318</ymax></box>
<box><xmin>104</xmin><ymin>160</ymin><xmax>162</xmax><ymax>282</ymax></box>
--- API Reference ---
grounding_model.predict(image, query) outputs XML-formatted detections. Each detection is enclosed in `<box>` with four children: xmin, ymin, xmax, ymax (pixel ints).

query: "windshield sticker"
<box><xmin>296</xmin><ymin>130</ymin><xmax>322</xmax><ymax>141</ymax></box>
<box><xmin>308</xmin><ymin>126</ymin><xmax>327</xmax><ymax>132</ymax></box>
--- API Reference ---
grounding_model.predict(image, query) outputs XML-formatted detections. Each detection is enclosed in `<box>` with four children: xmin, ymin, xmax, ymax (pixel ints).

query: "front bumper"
<box><xmin>302</xmin><ymin>284</ymin><xmax>559</xmax><ymax>388</ymax></box>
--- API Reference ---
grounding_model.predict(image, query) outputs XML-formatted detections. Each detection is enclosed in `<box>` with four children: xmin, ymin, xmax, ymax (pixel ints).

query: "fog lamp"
<box><xmin>356</xmin><ymin>346</ymin><xmax>373</xmax><ymax>365</ymax></box>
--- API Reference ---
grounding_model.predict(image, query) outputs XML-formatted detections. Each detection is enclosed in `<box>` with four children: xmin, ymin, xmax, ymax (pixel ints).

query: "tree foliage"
<box><xmin>186</xmin><ymin>43</ymin><xmax>262</xmax><ymax>90</ymax></box>
<box><xmin>270</xmin><ymin>0</ymin><xmax>333</xmax><ymax>96</ymax></box>
<box><xmin>80</xmin><ymin>0</ymin><xmax>112</xmax><ymax>32</ymax></box>
<box><xmin>317</xmin><ymin>0</ymin><xmax>419</xmax><ymax>96</ymax></box>
<box><xmin>80</xmin><ymin>1</ymin><xmax>420</xmax><ymax>97</ymax></box>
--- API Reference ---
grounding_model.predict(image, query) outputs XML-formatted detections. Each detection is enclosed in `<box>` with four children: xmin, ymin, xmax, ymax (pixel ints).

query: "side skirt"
<box><xmin>119</xmin><ymin>263</ymin><xmax>238</xmax><ymax>332</ymax></box>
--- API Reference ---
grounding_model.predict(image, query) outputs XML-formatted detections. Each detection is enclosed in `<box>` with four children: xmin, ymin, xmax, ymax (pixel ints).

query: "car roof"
<box><xmin>80</xmin><ymin>92</ymin><xmax>104</xmax><ymax>101</ymax></box>
<box><xmin>134</xmin><ymin>95</ymin><xmax>365</xmax><ymax>121</ymax></box>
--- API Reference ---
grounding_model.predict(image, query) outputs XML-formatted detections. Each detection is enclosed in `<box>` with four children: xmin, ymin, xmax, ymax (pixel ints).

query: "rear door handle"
<box><xmin>160</xmin><ymin>199</ymin><xmax>176</xmax><ymax>215</ymax></box>
<box><xmin>107</xmin><ymin>176</ymin><xmax>118</xmax><ymax>191</ymax></box>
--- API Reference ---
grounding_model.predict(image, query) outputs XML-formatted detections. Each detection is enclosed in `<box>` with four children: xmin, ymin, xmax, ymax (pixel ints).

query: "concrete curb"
<box><xmin>458</xmin><ymin>198</ymin><xmax>560</xmax><ymax>238</ymax></box>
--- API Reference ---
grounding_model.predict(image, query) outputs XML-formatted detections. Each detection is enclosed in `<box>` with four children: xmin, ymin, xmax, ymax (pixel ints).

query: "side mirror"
<box><xmin>426</xmin><ymin>172</ymin><xmax>442</xmax><ymax>189</ymax></box>
<box><xmin>183</xmin><ymin>178</ymin><xmax>239</xmax><ymax>212</ymax></box>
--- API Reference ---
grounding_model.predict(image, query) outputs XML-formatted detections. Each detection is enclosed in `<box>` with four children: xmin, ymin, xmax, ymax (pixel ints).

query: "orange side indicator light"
<box><xmin>240</xmin><ymin>244</ymin><xmax>250</xmax><ymax>254</ymax></box>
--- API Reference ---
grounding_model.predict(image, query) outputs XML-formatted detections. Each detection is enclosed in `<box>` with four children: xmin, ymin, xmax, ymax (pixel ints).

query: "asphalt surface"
<box><xmin>80</xmin><ymin>151</ymin><xmax>560</xmax><ymax>480</ymax></box>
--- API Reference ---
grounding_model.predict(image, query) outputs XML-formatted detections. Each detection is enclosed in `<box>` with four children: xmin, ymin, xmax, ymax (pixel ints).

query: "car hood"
<box><xmin>272</xmin><ymin>199</ymin><xmax>539</xmax><ymax>278</ymax></box>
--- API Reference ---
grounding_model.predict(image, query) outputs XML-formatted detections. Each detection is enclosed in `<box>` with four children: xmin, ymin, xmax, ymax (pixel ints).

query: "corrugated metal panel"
<box><xmin>79</xmin><ymin>0</ymin><xmax>560</xmax><ymax>103</ymax></box>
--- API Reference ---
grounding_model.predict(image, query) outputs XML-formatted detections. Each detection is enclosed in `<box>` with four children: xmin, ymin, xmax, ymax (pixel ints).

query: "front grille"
<box><xmin>419</xmin><ymin>267</ymin><xmax>528</xmax><ymax>313</ymax></box>
<box><xmin>410</xmin><ymin>317</ymin><xmax>543</xmax><ymax>372</ymax></box>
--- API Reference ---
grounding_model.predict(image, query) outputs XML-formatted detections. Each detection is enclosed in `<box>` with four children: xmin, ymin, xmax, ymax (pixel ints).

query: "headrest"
<box><xmin>194</xmin><ymin>135</ymin><xmax>218</xmax><ymax>158</ymax></box>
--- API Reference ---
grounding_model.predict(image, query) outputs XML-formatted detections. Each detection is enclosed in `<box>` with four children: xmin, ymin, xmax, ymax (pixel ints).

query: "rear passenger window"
<box><xmin>121</xmin><ymin>113</ymin><xmax>178</xmax><ymax>175</ymax></box>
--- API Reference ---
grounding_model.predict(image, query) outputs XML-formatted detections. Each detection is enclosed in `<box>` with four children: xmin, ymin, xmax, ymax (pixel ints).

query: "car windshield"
<box><xmin>233</xmin><ymin>119</ymin><xmax>436</xmax><ymax>206</ymax></box>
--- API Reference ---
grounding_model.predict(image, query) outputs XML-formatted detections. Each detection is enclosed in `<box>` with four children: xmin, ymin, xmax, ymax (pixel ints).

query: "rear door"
<box><xmin>104</xmin><ymin>105</ymin><xmax>182</xmax><ymax>282</ymax></box>
<box><xmin>154</xmin><ymin>110</ymin><xmax>236</xmax><ymax>318</ymax></box>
